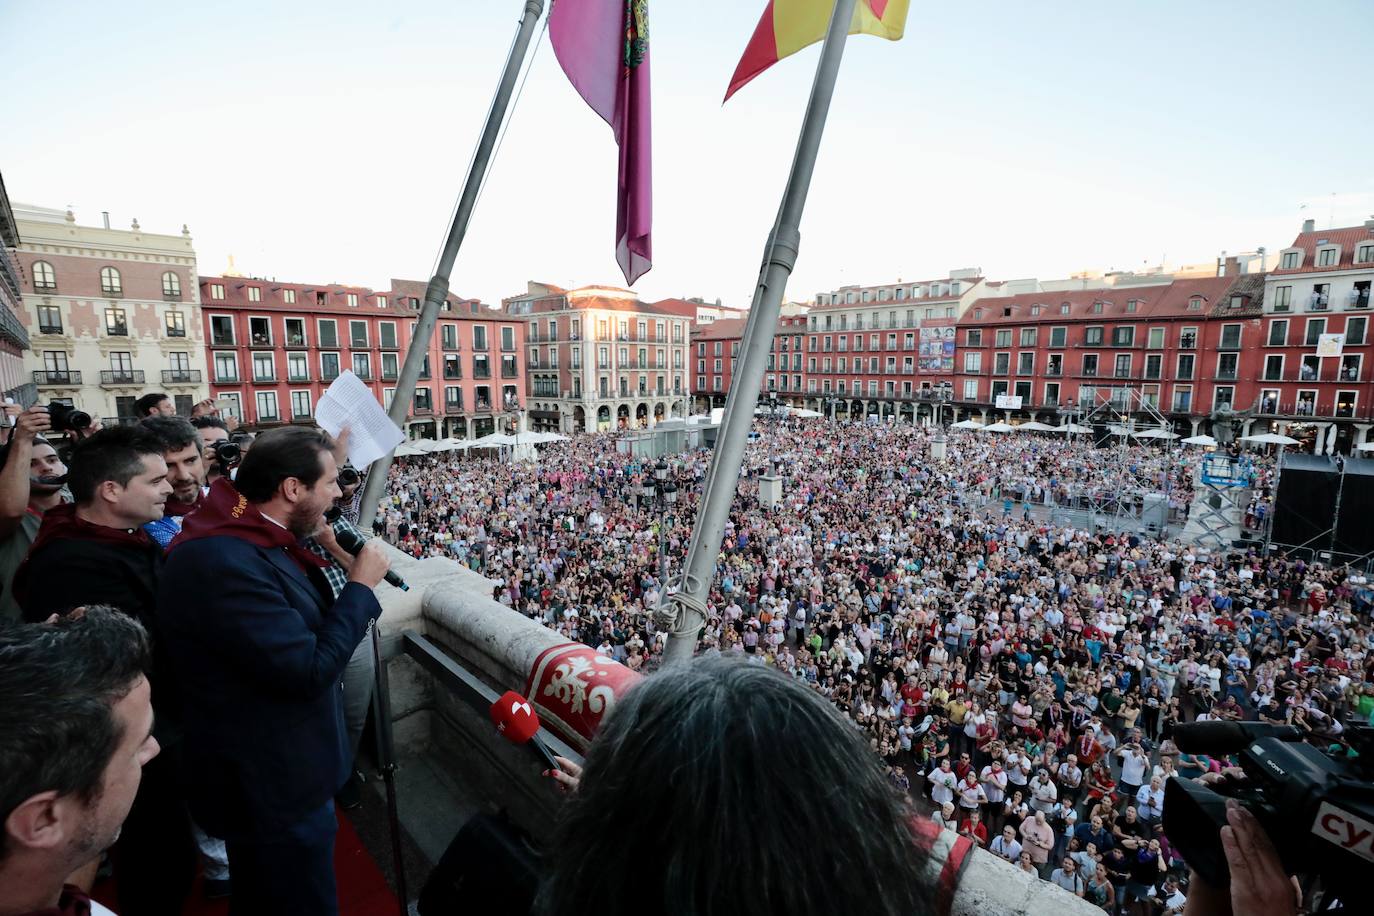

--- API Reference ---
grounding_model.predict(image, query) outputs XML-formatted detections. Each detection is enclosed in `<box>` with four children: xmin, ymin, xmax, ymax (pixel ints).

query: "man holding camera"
<box><xmin>0</xmin><ymin>405</ymin><xmax>68</xmax><ymax>623</ymax></box>
<box><xmin>0</xmin><ymin>608</ymin><xmax>159</xmax><ymax>916</ymax></box>
<box><xmin>13</xmin><ymin>424</ymin><xmax>195</xmax><ymax>915</ymax></box>
<box><xmin>158</xmin><ymin>427</ymin><xmax>389</xmax><ymax>915</ymax></box>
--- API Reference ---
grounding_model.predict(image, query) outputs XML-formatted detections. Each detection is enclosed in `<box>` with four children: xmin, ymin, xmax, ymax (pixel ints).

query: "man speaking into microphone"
<box><xmin>157</xmin><ymin>426</ymin><xmax>390</xmax><ymax>915</ymax></box>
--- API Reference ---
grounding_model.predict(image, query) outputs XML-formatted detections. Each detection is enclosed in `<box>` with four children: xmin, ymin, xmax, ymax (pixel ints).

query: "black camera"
<box><xmin>211</xmin><ymin>439</ymin><xmax>241</xmax><ymax>466</ymax></box>
<box><xmin>48</xmin><ymin>402</ymin><xmax>92</xmax><ymax>433</ymax></box>
<box><xmin>338</xmin><ymin>465</ymin><xmax>360</xmax><ymax>488</ymax></box>
<box><xmin>1164</xmin><ymin>720</ymin><xmax>1374</xmax><ymax>904</ymax></box>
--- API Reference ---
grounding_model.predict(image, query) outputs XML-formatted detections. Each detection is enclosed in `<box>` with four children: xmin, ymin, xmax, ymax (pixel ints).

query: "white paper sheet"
<box><xmin>314</xmin><ymin>371</ymin><xmax>405</xmax><ymax>469</ymax></box>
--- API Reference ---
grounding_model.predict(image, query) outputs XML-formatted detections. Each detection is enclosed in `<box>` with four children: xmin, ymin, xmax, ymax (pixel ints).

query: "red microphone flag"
<box><xmin>491</xmin><ymin>690</ymin><xmax>540</xmax><ymax>745</ymax></box>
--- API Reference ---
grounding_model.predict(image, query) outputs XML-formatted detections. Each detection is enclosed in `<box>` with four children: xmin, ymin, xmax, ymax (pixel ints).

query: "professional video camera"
<box><xmin>47</xmin><ymin>402</ymin><xmax>91</xmax><ymax>433</ymax></box>
<box><xmin>338</xmin><ymin>465</ymin><xmax>361</xmax><ymax>488</ymax></box>
<box><xmin>1164</xmin><ymin>720</ymin><xmax>1374</xmax><ymax>910</ymax></box>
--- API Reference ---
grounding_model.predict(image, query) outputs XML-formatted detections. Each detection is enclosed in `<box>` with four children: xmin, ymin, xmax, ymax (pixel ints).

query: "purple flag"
<box><xmin>549</xmin><ymin>0</ymin><xmax>652</xmax><ymax>285</ymax></box>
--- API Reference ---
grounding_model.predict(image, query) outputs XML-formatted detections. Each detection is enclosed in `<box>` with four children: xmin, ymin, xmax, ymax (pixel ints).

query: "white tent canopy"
<box><xmin>1015</xmin><ymin>421</ymin><xmax>1058</xmax><ymax>432</ymax></box>
<box><xmin>1055</xmin><ymin>423</ymin><xmax>1093</xmax><ymax>434</ymax></box>
<box><xmin>1182</xmin><ymin>434</ymin><xmax>1218</xmax><ymax>447</ymax></box>
<box><xmin>468</xmin><ymin>432</ymin><xmax>518</xmax><ymax>448</ymax></box>
<box><xmin>1239</xmin><ymin>432</ymin><xmax>1301</xmax><ymax>446</ymax></box>
<box><xmin>521</xmin><ymin>430</ymin><xmax>569</xmax><ymax>444</ymax></box>
<box><xmin>789</xmin><ymin>407</ymin><xmax>824</xmax><ymax>419</ymax></box>
<box><xmin>1134</xmin><ymin>428</ymin><xmax>1179</xmax><ymax>440</ymax></box>
<box><xmin>981</xmin><ymin>422</ymin><xmax>1015</xmax><ymax>433</ymax></box>
<box><xmin>393</xmin><ymin>443</ymin><xmax>425</xmax><ymax>457</ymax></box>
<box><xmin>950</xmin><ymin>419</ymin><xmax>983</xmax><ymax>430</ymax></box>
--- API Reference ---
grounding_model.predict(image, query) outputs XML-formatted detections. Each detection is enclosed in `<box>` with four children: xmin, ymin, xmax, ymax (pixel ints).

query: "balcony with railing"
<box><xmin>445</xmin><ymin>399</ymin><xmax>464</xmax><ymax>415</ymax></box>
<box><xmin>287</xmin><ymin>370</ymin><xmax>312</xmax><ymax>383</ymax></box>
<box><xmin>322</xmin><ymin>368</ymin><xmax>340</xmax><ymax>382</ymax></box>
<box><xmin>211</xmin><ymin>331</ymin><xmax>235</xmax><ymax>347</ymax></box>
<box><xmin>105</xmin><ymin>321</ymin><xmax>129</xmax><ymax>337</ymax></box>
<box><xmin>165</xmin><ymin>326</ymin><xmax>187</xmax><ymax>338</ymax></box>
<box><xmin>162</xmin><ymin>369</ymin><xmax>203</xmax><ymax>384</ymax></box>
<box><xmin>100</xmin><ymin>370</ymin><xmax>146</xmax><ymax>386</ymax></box>
<box><xmin>39</xmin><ymin>322</ymin><xmax>63</xmax><ymax>334</ymax></box>
<box><xmin>33</xmin><ymin>370</ymin><xmax>81</xmax><ymax>386</ymax></box>
<box><xmin>286</xmin><ymin>333</ymin><xmax>307</xmax><ymax>348</ymax></box>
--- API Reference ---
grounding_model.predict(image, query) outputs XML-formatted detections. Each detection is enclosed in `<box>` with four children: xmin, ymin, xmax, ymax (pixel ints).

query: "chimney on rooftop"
<box><xmin>1222</xmin><ymin>256</ymin><xmax>1241</xmax><ymax>277</ymax></box>
<box><xmin>101</xmin><ymin>211</ymin><xmax>110</xmax><ymax>229</ymax></box>
<box><xmin>1302</xmin><ymin>218</ymin><xmax>1315</xmax><ymax>234</ymax></box>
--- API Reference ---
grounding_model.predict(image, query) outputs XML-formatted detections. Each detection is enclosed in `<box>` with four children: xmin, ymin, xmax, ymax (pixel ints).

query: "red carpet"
<box><xmin>91</xmin><ymin>811</ymin><xmax>399</xmax><ymax>915</ymax></box>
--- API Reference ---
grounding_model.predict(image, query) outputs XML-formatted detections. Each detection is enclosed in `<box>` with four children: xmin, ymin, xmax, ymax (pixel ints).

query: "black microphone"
<box><xmin>324</xmin><ymin>507</ymin><xmax>409</xmax><ymax>591</ymax></box>
<box><xmin>1172</xmin><ymin>721</ymin><xmax>1300</xmax><ymax>754</ymax></box>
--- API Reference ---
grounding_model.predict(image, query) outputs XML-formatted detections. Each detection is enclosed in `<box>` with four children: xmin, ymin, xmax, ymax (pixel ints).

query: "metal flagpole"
<box><xmin>358</xmin><ymin>0</ymin><xmax>546</xmax><ymax>527</ymax></box>
<box><xmin>656</xmin><ymin>0</ymin><xmax>860</xmax><ymax>666</ymax></box>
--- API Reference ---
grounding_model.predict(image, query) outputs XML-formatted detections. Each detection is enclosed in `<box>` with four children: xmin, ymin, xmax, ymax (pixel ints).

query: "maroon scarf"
<box><xmin>20</xmin><ymin>885</ymin><xmax>92</xmax><ymax>916</ymax></box>
<box><xmin>11</xmin><ymin>503</ymin><xmax>155</xmax><ymax>609</ymax></box>
<box><xmin>169</xmin><ymin>478</ymin><xmax>328</xmax><ymax>575</ymax></box>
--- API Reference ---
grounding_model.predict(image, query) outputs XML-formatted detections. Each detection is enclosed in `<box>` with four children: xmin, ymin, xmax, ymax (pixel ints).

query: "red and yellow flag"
<box><xmin>726</xmin><ymin>0</ymin><xmax>908</xmax><ymax>101</ymax></box>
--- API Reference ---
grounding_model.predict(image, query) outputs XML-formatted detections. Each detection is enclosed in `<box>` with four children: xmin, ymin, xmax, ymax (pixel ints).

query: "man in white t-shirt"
<box><xmin>989</xmin><ymin>825</ymin><xmax>1022</xmax><ymax>863</ymax></box>
<box><xmin>1</xmin><ymin>609</ymin><xmax>158</xmax><ymax>916</ymax></box>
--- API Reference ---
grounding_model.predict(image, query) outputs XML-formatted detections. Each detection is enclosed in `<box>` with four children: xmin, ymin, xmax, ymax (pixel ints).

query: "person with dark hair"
<box><xmin>158</xmin><ymin>425</ymin><xmax>391</xmax><ymax>916</ymax></box>
<box><xmin>0</xmin><ymin>607</ymin><xmax>157</xmax><ymax>916</ymax></box>
<box><xmin>538</xmin><ymin>655</ymin><xmax>934</xmax><ymax>916</ymax></box>
<box><xmin>11</xmin><ymin>424</ymin><xmax>192</xmax><ymax>914</ymax></box>
<box><xmin>139</xmin><ymin>417</ymin><xmax>207</xmax><ymax>547</ymax></box>
<box><xmin>0</xmin><ymin>404</ymin><xmax>68</xmax><ymax>623</ymax></box>
<box><xmin>190</xmin><ymin>416</ymin><xmax>232</xmax><ymax>483</ymax></box>
<box><xmin>134</xmin><ymin>393</ymin><xmax>175</xmax><ymax>418</ymax></box>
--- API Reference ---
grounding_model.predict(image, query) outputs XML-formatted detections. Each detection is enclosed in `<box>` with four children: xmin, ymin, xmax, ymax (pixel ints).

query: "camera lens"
<box><xmin>213</xmin><ymin>440</ymin><xmax>241</xmax><ymax>464</ymax></box>
<box><xmin>338</xmin><ymin>466</ymin><xmax>360</xmax><ymax>487</ymax></box>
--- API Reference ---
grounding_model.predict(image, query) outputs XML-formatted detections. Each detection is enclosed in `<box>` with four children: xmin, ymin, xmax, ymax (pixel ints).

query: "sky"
<box><xmin>2</xmin><ymin>0</ymin><xmax>1372</xmax><ymax>309</ymax></box>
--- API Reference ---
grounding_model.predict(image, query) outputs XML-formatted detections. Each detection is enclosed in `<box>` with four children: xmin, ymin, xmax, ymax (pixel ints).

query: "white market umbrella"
<box><xmin>1055</xmin><ymin>423</ymin><xmax>1093</xmax><ymax>434</ymax></box>
<box><xmin>393</xmin><ymin>443</ymin><xmax>425</xmax><ymax>457</ymax></box>
<box><xmin>789</xmin><ymin>407</ymin><xmax>824</xmax><ymax>418</ymax></box>
<box><xmin>426</xmin><ymin>437</ymin><xmax>470</xmax><ymax>452</ymax></box>
<box><xmin>1107</xmin><ymin>424</ymin><xmax>1132</xmax><ymax>437</ymax></box>
<box><xmin>1015</xmin><ymin>421</ymin><xmax>1057</xmax><ymax>432</ymax></box>
<box><xmin>1182</xmin><ymin>434</ymin><xmax>1217</xmax><ymax>447</ymax></box>
<box><xmin>1134</xmin><ymin>428</ymin><xmax>1179</xmax><ymax>440</ymax></box>
<box><xmin>469</xmin><ymin>432</ymin><xmax>518</xmax><ymax>448</ymax></box>
<box><xmin>1240</xmin><ymin>432</ymin><xmax>1301</xmax><ymax>446</ymax></box>
<box><xmin>981</xmin><ymin>421</ymin><xmax>1015</xmax><ymax>433</ymax></box>
<box><xmin>950</xmin><ymin>419</ymin><xmax>984</xmax><ymax>430</ymax></box>
<box><xmin>411</xmin><ymin>438</ymin><xmax>448</xmax><ymax>452</ymax></box>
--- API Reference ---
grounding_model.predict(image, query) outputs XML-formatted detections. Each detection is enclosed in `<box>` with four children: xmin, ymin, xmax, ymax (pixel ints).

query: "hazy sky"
<box><xmin>3</xmin><ymin>0</ymin><xmax>1371</xmax><ymax>308</ymax></box>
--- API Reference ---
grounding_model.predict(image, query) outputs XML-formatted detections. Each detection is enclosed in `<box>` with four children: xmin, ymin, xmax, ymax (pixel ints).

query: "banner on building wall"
<box><xmin>1316</xmin><ymin>333</ymin><xmax>1345</xmax><ymax>357</ymax></box>
<box><xmin>918</xmin><ymin>325</ymin><xmax>955</xmax><ymax>373</ymax></box>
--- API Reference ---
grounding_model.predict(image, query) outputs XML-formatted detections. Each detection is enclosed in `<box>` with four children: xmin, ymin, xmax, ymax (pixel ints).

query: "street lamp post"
<box><xmin>505</xmin><ymin>393</ymin><xmax>524</xmax><ymax>460</ymax></box>
<box><xmin>640</xmin><ymin>458</ymin><xmax>679</xmax><ymax>602</ymax></box>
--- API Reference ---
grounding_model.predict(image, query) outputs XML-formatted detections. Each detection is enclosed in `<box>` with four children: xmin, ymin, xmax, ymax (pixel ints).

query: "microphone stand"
<box><xmin>369</xmin><ymin>620</ymin><xmax>409</xmax><ymax>916</ymax></box>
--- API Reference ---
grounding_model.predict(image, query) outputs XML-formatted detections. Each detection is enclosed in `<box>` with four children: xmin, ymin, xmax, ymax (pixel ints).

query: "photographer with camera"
<box><xmin>190</xmin><ymin>417</ymin><xmax>239</xmax><ymax>485</ymax></box>
<box><xmin>0</xmin><ymin>405</ymin><xmax>69</xmax><ymax>623</ymax></box>
<box><xmin>158</xmin><ymin>426</ymin><xmax>390</xmax><ymax>915</ymax></box>
<box><xmin>0</xmin><ymin>607</ymin><xmax>158</xmax><ymax>916</ymax></box>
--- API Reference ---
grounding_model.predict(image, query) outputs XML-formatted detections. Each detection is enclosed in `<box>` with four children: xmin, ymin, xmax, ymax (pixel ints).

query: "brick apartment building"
<box><xmin>0</xmin><ymin>174</ymin><xmax>32</xmax><ymax>405</ymax></box>
<box><xmin>690</xmin><ymin>314</ymin><xmax>809</xmax><ymax>410</ymax></box>
<box><xmin>200</xmin><ymin>275</ymin><xmax>525</xmax><ymax>439</ymax></box>
<box><xmin>504</xmin><ymin>282</ymin><xmax>691</xmax><ymax>433</ymax></box>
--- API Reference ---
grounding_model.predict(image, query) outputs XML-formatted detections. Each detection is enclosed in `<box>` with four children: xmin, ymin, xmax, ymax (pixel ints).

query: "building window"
<box><xmin>165</xmin><ymin>311</ymin><xmax>186</xmax><ymax>337</ymax></box>
<box><xmin>321</xmin><ymin>352</ymin><xmax>340</xmax><ymax>381</ymax></box>
<box><xmin>376</xmin><ymin>295</ymin><xmax>388</xmax><ymax>308</ymax></box>
<box><xmin>1112</xmin><ymin>326</ymin><xmax>1134</xmax><ymax>346</ymax></box>
<box><xmin>995</xmin><ymin>329</ymin><xmax>1011</xmax><ymax>348</ymax></box>
<box><xmin>379</xmin><ymin>322</ymin><xmax>398</xmax><ymax>349</ymax></box>
<box><xmin>1172</xmin><ymin>386</ymin><xmax>1192</xmax><ymax>412</ymax></box>
<box><xmin>209</xmin><ymin>315</ymin><xmax>234</xmax><ymax>346</ymax></box>
<box><xmin>349</xmin><ymin>320</ymin><xmax>369</xmax><ymax>348</ymax></box>
<box><xmin>1019</xmin><ymin>327</ymin><xmax>1036</xmax><ymax>347</ymax></box>
<box><xmin>1263</xmin><ymin>355</ymin><xmax>1283</xmax><ymax>381</ymax></box>
<box><xmin>37</xmin><ymin>304</ymin><xmax>62</xmax><ymax>333</ymax></box>
<box><xmin>1356</xmin><ymin>243</ymin><xmax>1374</xmax><ymax>264</ymax></box>
<box><xmin>249</xmin><ymin>316</ymin><xmax>271</xmax><ymax>346</ymax></box>
<box><xmin>209</xmin><ymin>283</ymin><xmax>225</xmax><ymax>300</ymax></box>
<box><xmin>214</xmin><ymin>352</ymin><xmax>238</xmax><ymax>382</ymax></box>
<box><xmin>247</xmin><ymin>286</ymin><xmax>261</xmax><ymax>302</ymax></box>
<box><xmin>31</xmin><ymin>260</ymin><xmax>56</xmax><ymax>291</ymax></box>
<box><xmin>1268</xmin><ymin>320</ymin><xmax>1287</xmax><ymax>346</ymax></box>
<box><xmin>100</xmin><ymin>266</ymin><xmax>122</xmax><ymax>296</ymax></box>
<box><xmin>288</xmin><ymin>352</ymin><xmax>310</xmax><ymax>381</ymax></box>
<box><xmin>1219</xmin><ymin>324</ymin><xmax>1241</xmax><ymax>349</ymax></box>
<box><xmin>282</xmin><ymin>317</ymin><xmax>306</xmax><ymax>347</ymax></box>
<box><xmin>1082</xmin><ymin>354</ymin><xmax>1099</xmax><ymax>377</ymax></box>
<box><xmin>1272</xmin><ymin>285</ymin><xmax>1292</xmax><ymax>312</ymax></box>
<box><xmin>161</xmin><ymin>271</ymin><xmax>181</xmax><ymax>298</ymax></box>
<box><xmin>1144</xmin><ymin>354</ymin><xmax>1162</xmax><ymax>380</ymax></box>
<box><xmin>318</xmin><ymin>319</ymin><xmax>338</xmax><ymax>348</ymax></box>
<box><xmin>352</xmin><ymin>353</ymin><xmax>371</xmax><ymax>379</ymax></box>
<box><xmin>1146</xmin><ymin>327</ymin><xmax>1164</xmax><ymax>349</ymax></box>
<box><xmin>1316</xmin><ymin>247</ymin><xmax>1338</xmax><ymax>267</ymax></box>
<box><xmin>252</xmin><ymin>352</ymin><xmax>275</xmax><ymax>381</ymax></box>
<box><xmin>966</xmin><ymin>329</ymin><xmax>982</xmax><ymax>347</ymax></box>
<box><xmin>347</xmin><ymin>293</ymin><xmax>359</xmax><ymax>308</ymax></box>
<box><xmin>283</xmin><ymin>288</ymin><xmax>297</xmax><ymax>304</ymax></box>
<box><xmin>1176</xmin><ymin>354</ymin><xmax>1194</xmax><ymax>379</ymax></box>
<box><xmin>382</xmin><ymin>353</ymin><xmax>399</xmax><ymax>380</ymax></box>
<box><xmin>1188</xmin><ymin>297</ymin><xmax>1202</xmax><ymax>311</ymax></box>
<box><xmin>473</xmin><ymin>325</ymin><xmax>488</xmax><ymax>350</ymax></box>
<box><xmin>1216</xmin><ymin>353</ymin><xmax>1238</xmax><ymax>381</ymax></box>
<box><xmin>291</xmin><ymin>391</ymin><xmax>312</xmax><ymax>418</ymax></box>
<box><xmin>1280</xmin><ymin>251</ymin><xmax>1301</xmax><ymax>270</ymax></box>
<box><xmin>256</xmin><ymin>391</ymin><xmax>279</xmax><ymax>421</ymax></box>
<box><xmin>1084</xmin><ymin>326</ymin><xmax>1103</xmax><ymax>345</ymax></box>
<box><xmin>1305</xmin><ymin>318</ymin><xmax>1327</xmax><ymax>346</ymax></box>
<box><xmin>1126</xmin><ymin>299</ymin><xmax>1139</xmax><ymax>312</ymax></box>
<box><xmin>105</xmin><ymin>307</ymin><xmax>128</xmax><ymax>336</ymax></box>
<box><xmin>1346</xmin><ymin>316</ymin><xmax>1367</xmax><ymax>346</ymax></box>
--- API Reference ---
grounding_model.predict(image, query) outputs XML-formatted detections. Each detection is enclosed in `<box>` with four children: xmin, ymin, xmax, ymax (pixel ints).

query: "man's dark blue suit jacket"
<box><xmin>157</xmin><ymin>535</ymin><xmax>380</xmax><ymax>841</ymax></box>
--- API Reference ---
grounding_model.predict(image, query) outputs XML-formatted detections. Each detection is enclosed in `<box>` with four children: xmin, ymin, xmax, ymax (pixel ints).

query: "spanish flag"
<box><xmin>726</xmin><ymin>0</ymin><xmax>908</xmax><ymax>101</ymax></box>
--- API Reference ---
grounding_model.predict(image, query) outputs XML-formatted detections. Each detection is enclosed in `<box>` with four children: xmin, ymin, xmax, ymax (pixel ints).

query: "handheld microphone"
<box><xmin>491</xmin><ymin>690</ymin><xmax>560</xmax><ymax>772</ymax></box>
<box><xmin>324</xmin><ymin>507</ymin><xmax>409</xmax><ymax>591</ymax></box>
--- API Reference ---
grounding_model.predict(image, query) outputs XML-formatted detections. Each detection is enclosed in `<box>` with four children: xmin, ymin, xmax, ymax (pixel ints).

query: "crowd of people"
<box><xmin>375</xmin><ymin>419</ymin><xmax>1367</xmax><ymax>914</ymax></box>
